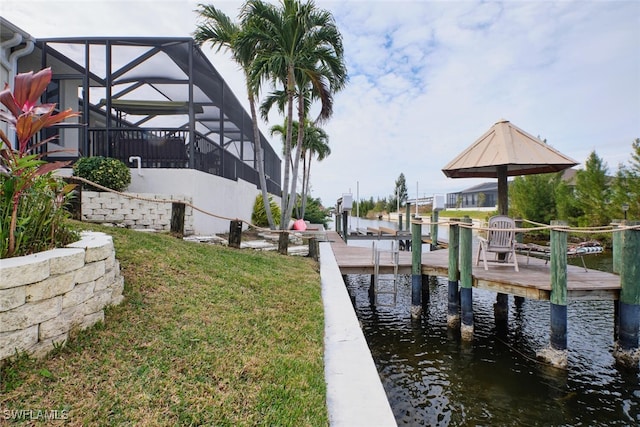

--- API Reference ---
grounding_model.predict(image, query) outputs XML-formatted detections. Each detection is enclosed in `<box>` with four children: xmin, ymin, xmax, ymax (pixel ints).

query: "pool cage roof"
<box><xmin>30</xmin><ymin>36</ymin><xmax>281</xmax><ymax>185</ymax></box>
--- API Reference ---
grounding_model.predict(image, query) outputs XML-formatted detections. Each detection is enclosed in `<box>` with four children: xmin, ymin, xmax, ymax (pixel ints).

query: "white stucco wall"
<box><xmin>126</xmin><ymin>168</ymin><xmax>280</xmax><ymax>235</ymax></box>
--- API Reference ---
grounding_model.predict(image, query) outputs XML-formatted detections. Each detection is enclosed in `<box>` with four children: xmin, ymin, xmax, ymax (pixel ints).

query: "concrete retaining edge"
<box><xmin>320</xmin><ymin>242</ymin><xmax>396</xmax><ymax>426</ymax></box>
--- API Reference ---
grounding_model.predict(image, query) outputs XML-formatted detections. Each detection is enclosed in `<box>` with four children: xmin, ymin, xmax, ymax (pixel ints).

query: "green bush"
<box><xmin>251</xmin><ymin>194</ymin><xmax>280</xmax><ymax>228</ymax></box>
<box><xmin>298</xmin><ymin>196</ymin><xmax>329</xmax><ymax>227</ymax></box>
<box><xmin>1</xmin><ymin>174</ymin><xmax>79</xmax><ymax>258</ymax></box>
<box><xmin>73</xmin><ymin>156</ymin><xmax>131</xmax><ymax>192</ymax></box>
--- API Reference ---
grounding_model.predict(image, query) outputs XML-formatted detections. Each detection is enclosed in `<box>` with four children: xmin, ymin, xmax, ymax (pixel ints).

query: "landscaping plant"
<box><xmin>0</xmin><ymin>67</ymin><xmax>79</xmax><ymax>258</ymax></box>
<box><xmin>251</xmin><ymin>193</ymin><xmax>281</xmax><ymax>228</ymax></box>
<box><xmin>72</xmin><ymin>156</ymin><xmax>131</xmax><ymax>192</ymax></box>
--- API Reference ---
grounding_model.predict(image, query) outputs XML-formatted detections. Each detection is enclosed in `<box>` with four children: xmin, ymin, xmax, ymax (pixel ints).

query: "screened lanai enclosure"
<box><xmin>21</xmin><ymin>36</ymin><xmax>281</xmax><ymax>195</ymax></box>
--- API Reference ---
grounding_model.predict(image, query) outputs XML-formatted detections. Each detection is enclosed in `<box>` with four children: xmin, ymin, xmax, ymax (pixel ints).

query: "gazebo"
<box><xmin>442</xmin><ymin>119</ymin><xmax>578</xmax><ymax>215</ymax></box>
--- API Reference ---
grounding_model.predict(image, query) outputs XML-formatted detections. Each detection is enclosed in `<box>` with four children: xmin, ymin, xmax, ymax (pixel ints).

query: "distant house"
<box><xmin>446</xmin><ymin>182</ymin><xmax>498</xmax><ymax>209</ymax></box>
<box><xmin>1</xmin><ymin>18</ymin><xmax>282</xmax><ymax>234</ymax></box>
<box><xmin>445</xmin><ymin>168</ymin><xmax>584</xmax><ymax>210</ymax></box>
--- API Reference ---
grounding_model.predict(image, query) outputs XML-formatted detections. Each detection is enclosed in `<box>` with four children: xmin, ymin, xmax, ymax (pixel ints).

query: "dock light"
<box><xmin>622</xmin><ymin>203</ymin><xmax>629</xmax><ymax>220</ymax></box>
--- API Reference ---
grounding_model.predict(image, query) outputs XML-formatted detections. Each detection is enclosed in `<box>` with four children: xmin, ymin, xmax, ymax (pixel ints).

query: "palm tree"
<box><xmin>270</xmin><ymin>118</ymin><xmax>330</xmax><ymax>220</ymax></box>
<box><xmin>301</xmin><ymin>124</ymin><xmax>330</xmax><ymax>219</ymax></box>
<box><xmin>194</xmin><ymin>4</ymin><xmax>276</xmax><ymax>229</ymax></box>
<box><xmin>241</xmin><ymin>0</ymin><xmax>347</xmax><ymax>253</ymax></box>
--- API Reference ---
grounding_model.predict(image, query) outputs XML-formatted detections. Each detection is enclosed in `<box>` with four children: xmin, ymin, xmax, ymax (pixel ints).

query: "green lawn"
<box><xmin>0</xmin><ymin>223</ymin><xmax>327</xmax><ymax>426</ymax></box>
<box><xmin>438</xmin><ymin>209</ymin><xmax>497</xmax><ymax>221</ymax></box>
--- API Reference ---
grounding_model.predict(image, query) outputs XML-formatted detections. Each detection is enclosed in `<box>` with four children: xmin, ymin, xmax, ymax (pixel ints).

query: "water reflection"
<box><xmin>344</xmin><ymin>274</ymin><xmax>640</xmax><ymax>425</ymax></box>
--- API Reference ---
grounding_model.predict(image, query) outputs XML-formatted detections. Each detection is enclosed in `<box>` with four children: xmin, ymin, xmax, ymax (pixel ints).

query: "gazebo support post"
<box><xmin>494</xmin><ymin>164</ymin><xmax>510</xmax><ymax>322</ymax></box>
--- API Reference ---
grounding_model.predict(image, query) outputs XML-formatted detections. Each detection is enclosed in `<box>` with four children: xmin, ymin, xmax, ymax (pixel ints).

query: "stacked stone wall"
<box><xmin>82</xmin><ymin>191</ymin><xmax>194</xmax><ymax>234</ymax></box>
<box><xmin>0</xmin><ymin>232</ymin><xmax>124</xmax><ymax>362</ymax></box>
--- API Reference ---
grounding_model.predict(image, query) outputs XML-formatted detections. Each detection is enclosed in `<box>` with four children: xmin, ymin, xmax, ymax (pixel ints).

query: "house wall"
<box><xmin>0</xmin><ymin>232</ymin><xmax>124</xmax><ymax>362</ymax></box>
<box><xmin>126</xmin><ymin>168</ymin><xmax>280</xmax><ymax>235</ymax></box>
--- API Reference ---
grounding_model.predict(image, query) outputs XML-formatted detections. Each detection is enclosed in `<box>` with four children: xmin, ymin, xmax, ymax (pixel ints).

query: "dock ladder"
<box><xmin>372</xmin><ymin>241</ymin><xmax>400</xmax><ymax>306</ymax></box>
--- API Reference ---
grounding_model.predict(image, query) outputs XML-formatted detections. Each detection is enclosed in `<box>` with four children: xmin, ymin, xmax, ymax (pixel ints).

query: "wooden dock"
<box><xmin>325</xmin><ymin>231</ymin><xmax>620</xmax><ymax>301</ymax></box>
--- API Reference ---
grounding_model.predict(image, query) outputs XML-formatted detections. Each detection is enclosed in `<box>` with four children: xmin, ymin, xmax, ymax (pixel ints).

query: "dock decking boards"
<box><xmin>326</xmin><ymin>231</ymin><xmax>620</xmax><ymax>301</ymax></box>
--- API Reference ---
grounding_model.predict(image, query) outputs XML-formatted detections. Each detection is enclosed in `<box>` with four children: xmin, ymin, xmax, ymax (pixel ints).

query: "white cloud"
<box><xmin>2</xmin><ymin>0</ymin><xmax>639</xmax><ymax>206</ymax></box>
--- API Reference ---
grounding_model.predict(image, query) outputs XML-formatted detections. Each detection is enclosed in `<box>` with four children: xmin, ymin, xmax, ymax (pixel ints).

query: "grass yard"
<box><xmin>0</xmin><ymin>222</ymin><xmax>327</xmax><ymax>426</ymax></box>
<box><xmin>438</xmin><ymin>209</ymin><xmax>497</xmax><ymax>221</ymax></box>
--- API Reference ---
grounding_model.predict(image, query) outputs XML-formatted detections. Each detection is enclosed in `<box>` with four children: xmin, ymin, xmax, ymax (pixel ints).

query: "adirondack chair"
<box><xmin>476</xmin><ymin>215</ymin><xmax>519</xmax><ymax>271</ymax></box>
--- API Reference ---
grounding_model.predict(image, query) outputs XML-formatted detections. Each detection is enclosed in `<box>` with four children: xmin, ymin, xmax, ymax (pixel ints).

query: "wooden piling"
<box><xmin>614</xmin><ymin>221</ymin><xmax>640</xmax><ymax>367</ymax></box>
<box><xmin>430</xmin><ymin>210</ymin><xmax>439</xmax><ymax>250</ymax></box>
<box><xmin>278</xmin><ymin>231</ymin><xmax>289</xmax><ymax>254</ymax></box>
<box><xmin>405</xmin><ymin>203</ymin><xmax>411</xmax><ymax>231</ymax></box>
<box><xmin>398</xmin><ymin>213</ymin><xmax>403</xmax><ymax>231</ymax></box>
<box><xmin>342</xmin><ymin>211</ymin><xmax>349</xmax><ymax>243</ymax></box>
<box><xmin>422</xmin><ymin>274</ymin><xmax>430</xmax><ymax>307</ymax></box>
<box><xmin>229</xmin><ymin>220</ymin><xmax>243</xmax><ymax>248</ymax></box>
<box><xmin>612</xmin><ymin>220</ymin><xmax>622</xmax><ymax>274</ymax></box>
<box><xmin>170</xmin><ymin>202</ymin><xmax>186</xmax><ymax>238</ymax></box>
<box><xmin>411</xmin><ymin>218</ymin><xmax>423</xmax><ymax>318</ymax></box>
<box><xmin>447</xmin><ymin>219</ymin><xmax>460</xmax><ymax>328</ymax></box>
<box><xmin>537</xmin><ymin>220</ymin><xmax>568</xmax><ymax>368</ymax></box>
<box><xmin>308</xmin><ymin>237</ymin><xmax>319</xmax><ymax>261</ymax></box>
<box><xmin>550</xmin><ymin>220</ymin><xmax>568</xmax><ymax>349</ymax></box>
<box><xmin>460</xmin><ymin>216</ymin><xmax>473</xmax><ymax>340</ymax></box>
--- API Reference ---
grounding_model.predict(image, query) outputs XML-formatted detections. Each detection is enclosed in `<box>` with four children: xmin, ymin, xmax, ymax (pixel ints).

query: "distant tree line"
<box><xmin>510</xmin><ymin>138</ymin><xmax>640</xmax><ymax>227</ymax></box>
<box><xmin>354</xmin><ymin>173</ymin><xmax>409</xmax><ymax>218</ymax></box>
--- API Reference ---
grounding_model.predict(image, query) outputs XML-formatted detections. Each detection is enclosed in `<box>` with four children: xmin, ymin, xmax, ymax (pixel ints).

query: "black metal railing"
<box><xmin>84</xmin><ymin>128</ymin><xmax>281</xmax><ymax>195</ymax></box>
<box><xmin>88</xmin><ymin>128</ymin><xmax>189</xmax><ymax>168</ymax></box>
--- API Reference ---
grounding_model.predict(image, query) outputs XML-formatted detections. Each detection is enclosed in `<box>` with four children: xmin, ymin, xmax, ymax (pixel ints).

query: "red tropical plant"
<box><xmin>0</xmin><ymin>67</ymin><xmax>80</xmax><ymax>257</ymax></box>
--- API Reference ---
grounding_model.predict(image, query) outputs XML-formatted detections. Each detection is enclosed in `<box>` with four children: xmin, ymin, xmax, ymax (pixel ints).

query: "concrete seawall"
<box><xmin>320</xmin><ymin>242</ymin><xmax>396</xmax><ymax>426</ymax></box>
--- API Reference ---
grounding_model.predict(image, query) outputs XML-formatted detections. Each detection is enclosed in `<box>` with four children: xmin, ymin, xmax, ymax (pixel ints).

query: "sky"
<box><xmin>2</xmin><ymin>0</ymin><xmax>639</xmax><ymax>206</ymax></box>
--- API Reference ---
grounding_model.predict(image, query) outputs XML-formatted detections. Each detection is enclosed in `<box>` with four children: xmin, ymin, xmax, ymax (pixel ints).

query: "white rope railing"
<box><xmin>67</xmin><ymin>176</ymin><xmax>286</xmax><ymax>234</ymax></box>
<box><xmin>67</xmin><ymin>176</ymin><xmax>640</xmax><ymax>236</ymax></box>
<box><xmin>411</xmin><ymin>216</ymin><xmax>639</xmax><ymax>233</ymax></box>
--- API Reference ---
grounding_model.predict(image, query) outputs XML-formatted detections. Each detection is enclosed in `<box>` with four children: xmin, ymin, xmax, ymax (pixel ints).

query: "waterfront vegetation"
<box><xmin>0</xmin><ymin>222</ymin><xmax>327</xmax><ymax>426</ymax></box>
<box><xmin>354</xmin><ymin>140</ymin><xmax>640</xmax><ymax>233</ymax></box>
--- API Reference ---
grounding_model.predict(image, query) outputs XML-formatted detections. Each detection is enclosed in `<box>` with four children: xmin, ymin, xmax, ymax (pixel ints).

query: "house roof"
<box><xmin>460</xmin><ymin>182</ymin><xmax>499</xmax><ymax>193</ymax></box>
<box><xmin>0</xmin><ymin>17</ymin><xmax>33</xmax><ymax>44</ymax></box>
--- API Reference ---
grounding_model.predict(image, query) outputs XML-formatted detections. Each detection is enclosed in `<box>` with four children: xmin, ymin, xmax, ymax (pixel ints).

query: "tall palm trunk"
<box><xmin>278</xmin><ymin>63</ymin><xmax>296</xmax><ymax>254</ymax></box>
<box><xmin>301</xmin><ymin>152</ymin><xmax>312</xmax><ymax>219</ymax></box>
<box><xmin>248</xmin><ymin>86</ymin><xmax>275</xmax><ymax>229</ymax></box>
<box><xmin>281</xmin><ymin>63</ymin><xmax>296</xmax><ymax>228</ymax></box>
<box><xmin>300</xmin><ymin>149</ymin><xmax>308</xmax><ymax>219</ymax></box>
<box><xmin>284</xmin><ymin>94</ymin><xmax>306</xmax><ymax>224</ymax></box>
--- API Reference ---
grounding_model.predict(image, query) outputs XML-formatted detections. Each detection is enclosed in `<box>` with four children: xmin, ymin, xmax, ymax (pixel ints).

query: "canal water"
<box><xmin>340</xmin><ymin>217</ymin><xmax>640</xmax><ymax>426</ymax></box>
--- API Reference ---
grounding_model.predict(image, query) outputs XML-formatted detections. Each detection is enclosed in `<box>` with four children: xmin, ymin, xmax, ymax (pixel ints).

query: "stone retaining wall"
<box><xmin>82</xmin><ymin>191</ymin><xmax>194</xmax><ymax>234</ymax></box>
<box><xmin>0</xmin><ymin>232</ymin><xmax>124</xmax><ymax>362</ymax></box>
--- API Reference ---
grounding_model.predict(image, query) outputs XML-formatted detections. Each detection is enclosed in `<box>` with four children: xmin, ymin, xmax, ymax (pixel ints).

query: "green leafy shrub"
<box><xmin>73</xmin><ymin>156</ymin><xmax>131</xmax><ymax>192</ymax></box>
<box><xmin>252</xmin><ymin>194</ymin><xmax>280</xmax><ymax>227</ymax></box>
<box><xmin>0</xmin><ymin>67</ymin><xmax>80</xmax><ymax>258</ymax></box>
<box><xmin>1</xmin><ymin>175</ymin><xmax>78</xmax><ymax>257</ymax></box>
<box><xmin>297</xmin><ymin>196</ymin><xmax>329</xmax><ymax>227</ymax></box>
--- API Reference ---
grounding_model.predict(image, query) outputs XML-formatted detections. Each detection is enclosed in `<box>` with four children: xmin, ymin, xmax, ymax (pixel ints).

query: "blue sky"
<box><xmin>2</xmin><ymin>0</ymin><xmax>639</xmax><ymax>207</ymax></box>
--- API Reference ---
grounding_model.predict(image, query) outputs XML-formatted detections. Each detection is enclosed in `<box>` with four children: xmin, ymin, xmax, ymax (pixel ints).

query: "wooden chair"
<box><xmin>476</xmin><ymin>215</ymin><xmax>519</xmax><ymax>271</ymax></box>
